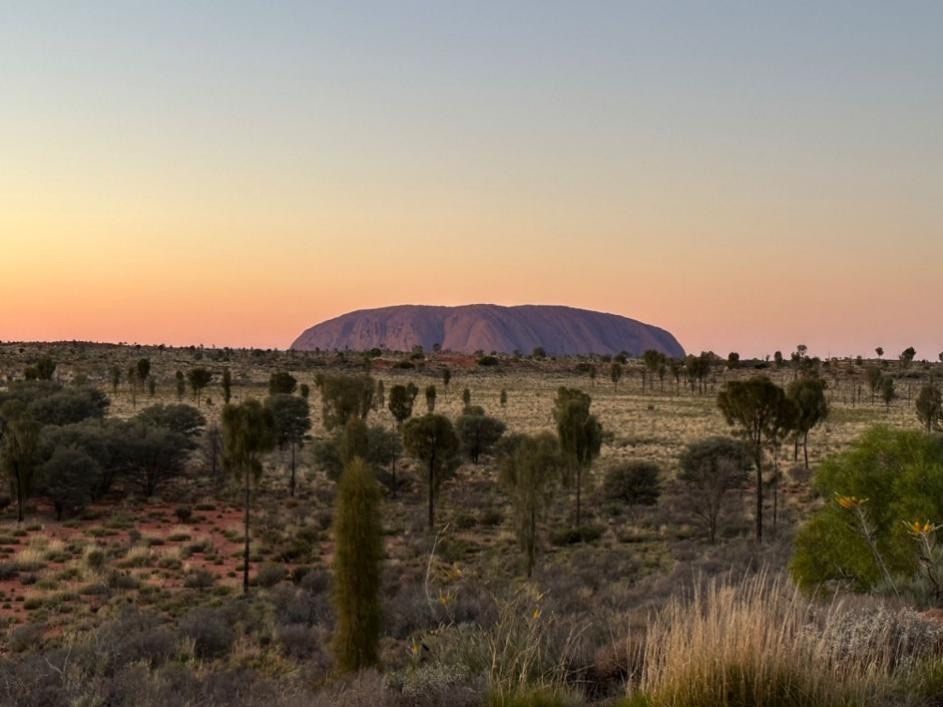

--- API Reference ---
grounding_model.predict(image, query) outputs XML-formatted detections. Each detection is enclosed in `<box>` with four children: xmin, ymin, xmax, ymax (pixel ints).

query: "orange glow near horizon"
<box><xmin>1</xmin><ymin>4</ymin><xmax>941</xmax><ymax>359</ymax></box>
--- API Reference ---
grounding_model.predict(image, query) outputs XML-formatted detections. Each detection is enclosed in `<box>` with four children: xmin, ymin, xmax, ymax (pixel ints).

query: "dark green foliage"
<box><xmin>900</xmin><ymin>346</ymin><xmax>917</xmax><ymax>368</ymax></box>
<box><xmin>136</xmin><ymin>358</ymin><xmax>150</xmax><ymax>384</ymax></box>
<box><xmin>319</xmin><ymin>374</ymin><xmax>375</xmax><ymax>430</ymax></box>
<box><xmin>38</xmin><ymin>420</ymin><xmax>116</xmax><ymax>499</ymax></box>
<box><xmin>299</xmin><ymin>383</ymin><xmax>310</xmax><ymax>399</ymax></box>
<box><xmin>717</xmin><ymin>375</ymin><xmax>786</xmax><ymax>540</ymax></box>
<box><xmin>425</xmin><ymin>384</ymin><xmax>437</xmax><ymax>413</ymax></box>
<box><xmin>864</xmin><ymin>364</ymin><xmax>883</xmax><ymax>403</ymax></box>
<box><xmin>881</xmin><ymin>376</ymin><xmax>897</xmax><ymax>409</ymax></box>
<box><xmin>478</xmin><ymin>355</ymin><xmax>499</xmax><ymax>366</ymax></box>
<box><xmin>314</xmin><ymin>419</ymin><xmax>403</xmax><ymax>490</ymax></box>
<box><xmin>442</xmin><ymin>367</ymin><xmax>452</xmax><ymax>389</ymax></box>
<box><xmin>118</xmin><ymin>420</ymin><xmax>193</xmax><ymax>497</ymax></box>
<box><xmin>339</xmin><ymin>417</ymin><xmax>370</xmax><ymax>467</ymax></box>
<box><xmin>500</xmin><ymin>389</ymin><xmax>508</xmax><ymax>408</ymax></box>
<box><xmin>222</xmin><ymin>398</ymin><xmax>277</xmax><ymax>594</ymax></box>
<box><xmin>175</xmin><ymin>370</ymin><xmax>186</xmax><ymax>401</ymax></box>
<box><xmin>678</xmin><ymin>437</ymin><xmax>751</xmax><ymax>543</ymax></box>
<box><xmin>786</xmin><ymin>376</ymin><xmax>829</xmax><ymax>468</ymax></box>
<box><xmin>462</xmin><ymin>387</ymin><xmax>472</xmax><ymax>407</ymax></box>
<box><xmin>269</xmin><ymin>371</ymin><xmax>298</xmax><ymax>395</ymax></box>
<box><xmin>0</xmin><ymin>402</ymin><xmax>40</xmax><ymax>522</ymax></box>
<box><xmin>684</xmin><ymin>353</ymin><xmax>712</xmax><ymax>394</ymax></box>
<box><xmin>35</xmin><ymin>356</ymin><xmax>57</xmax><ymax>381</ymax></box>
<box><xmin>222</xmin><ymin>368</ymin><xmax>233</xmax><ymax>404</ymax></box>
<box><xmin>135</xmin><ymin>404</ymin><xmax>206</xmax><ymax>438</ymax></box>
<box><xmin>456</xmin><ymin>409</ymin><xmax>506</xmax><ymax>463</ymax></box>
<box><xmin>553</xmin><ymin>387</ymin><xmax>602</xmax><ymax>526</ymax></box>
<box><xmin>26</xmin><ymin>386</ymin><xmax>109</xmax><ymax>426</ymax></box>
<box><xmin>40</xmin><ymin>446</ymin><xmax>96</xmax><ymax>520</ymax></box>
<box><xmin>916</xmin><ymin>383</ymin><xmax>943</xmax><ymax>433</ymax></box>
<box><xmin>610</xmin><ymin>362</ymin><xmax>623</xmax><ymax>387</ymax></box>
<box><xmin>791</xmin><ymin>426</ymin><xmax>943</xmax><ymax>592</ymax></box>
<box><xmin>642</xmin><ymin>350</ymin><xmax>665</xmax><ymax>391</ymax></box>
<box><xmin>550</xmin><ymin>524</ymin><xmax>604</xmax><ymax>545</ymax></box>
<box><xmin>388</xmin><ymin>383</ymin><xmax>419</xmax><ymax>428</ymax></box>
<box><xmin>0</xmin><ymin>382</ymin><xmax>109</xmax><ymax>427</ymax></box>
<box><xmin>499</xmin><ymin>432</ymin><xmax>563</xmax><ymax>576</ymax></box>
<box><xmin>332</xmin><ymin>457</ymin><xmax>383</xmax><ymax>672</ymax></box>
<box><xmin>403</xmin><ymin>414</ymin><xmax>461</xmax><ymax>529</ymax></box>
<box><xmin>187</xmin><ymin>368</ymin><xmax>213</xmax><ymax>405</ymax></box>
<box><xmin>265</xmin><ymin>394</ymin><xmax>311</xmax><ymax>496</ymax></box>
<box><xmin>602</xmin><ymin>461</ymin><xmax>661</xmax><ymax>507</ymax></box>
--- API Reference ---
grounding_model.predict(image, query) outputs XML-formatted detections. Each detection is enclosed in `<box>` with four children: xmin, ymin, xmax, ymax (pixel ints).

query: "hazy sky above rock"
<box><xmin>2</xmin><ymin>2</ymin><xmax>941</xmax><ymax>358</ymax></box>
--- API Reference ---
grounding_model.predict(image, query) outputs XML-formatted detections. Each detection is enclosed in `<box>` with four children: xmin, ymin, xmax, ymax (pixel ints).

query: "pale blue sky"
<box><xmin>1</xmin><ymin>2</ymin><xmax>941</xmax><ymax>355</ymax></box>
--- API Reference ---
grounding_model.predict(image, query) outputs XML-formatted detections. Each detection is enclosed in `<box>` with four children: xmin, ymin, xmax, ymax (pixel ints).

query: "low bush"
<box><xmin>550</xmin><ymin>525</ymin><xmax>604</xmax><ymax>546</ymax></box>
<box><xmin>179</xmin><ymin>607</ymin><xmax>234</xmax><ymax>659</ymax></box>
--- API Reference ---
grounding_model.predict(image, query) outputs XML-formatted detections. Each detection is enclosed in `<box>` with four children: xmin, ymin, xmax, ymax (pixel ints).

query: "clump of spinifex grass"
<box><xmin>630</xmin><ymin>572</ymin><xmax>940</xmax><ymax>707</ymax></box>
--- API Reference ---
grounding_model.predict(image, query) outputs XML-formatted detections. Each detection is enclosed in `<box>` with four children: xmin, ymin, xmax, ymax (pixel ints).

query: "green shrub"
<box><xmin>791</xmin><ymin>426</ymin><xmax>943</xmax><ymax>593</ymax></box>
<box><xmin>602</xmin><ymin>461</ymin><xmax>662</xmax><ymax>506</ymax></box>
<box><xmin>550</xmin><ymin>525</ymin><xmax>604</xmax><ymax>546</ymax></box>
<box><xmin>255</xmin><ymin>562</ymin><xmax>287</xmax><ymax>587</ymax></box>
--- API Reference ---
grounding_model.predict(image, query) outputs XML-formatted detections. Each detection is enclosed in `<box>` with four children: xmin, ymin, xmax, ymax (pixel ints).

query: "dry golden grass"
<box><xmin>632</xmin><ymin>571</ymin><xmax>941</xmax><ymax>706</ymax></box>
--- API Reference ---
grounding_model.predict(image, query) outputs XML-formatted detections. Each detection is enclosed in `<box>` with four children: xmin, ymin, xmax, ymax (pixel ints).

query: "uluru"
<box><xmin>290</xmin><ymin>304</ymin><xmax>685</xmax><ymax>357</ymax></box>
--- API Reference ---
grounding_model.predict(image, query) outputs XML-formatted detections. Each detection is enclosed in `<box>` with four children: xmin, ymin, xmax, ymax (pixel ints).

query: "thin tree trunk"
<box><xmin>576</xmin><ymin>467</ymin><xmax>582</xmax><ymax>527</ymax></box>
<box><xmin>289</xmin><ymin>443</ymin><xmax>296</xmax><ymax>497</ymax></box>
<box><xmin>243</xmin><ymin>472</ymin><xmax>251</xmax><ymax>594</ymax></box>
<box><xmin>803</xmin><ymin>431</ymin><xmax>810</xmax><ymax>469</ymax></box>
<box><xmin>14</xmin><ymin>463</ymin><xmax>24</xmax><ymax>524</ymax></box>
<box><xmin>527</xmin><ymin>506</ymin><xmax>536</xmax><ymax>578</ymax></box>
<box><xmin>427</xmin><ymin>460</ymin><xmax>435</xmax><ymax>530</ymax></box>
<box><xmin>755</xmin><ymin>444</ymin><xmax>764</xmax><ymax>542</ymax></box>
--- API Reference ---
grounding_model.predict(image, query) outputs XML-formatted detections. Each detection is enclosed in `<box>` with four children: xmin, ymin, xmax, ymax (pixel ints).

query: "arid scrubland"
<box><xmin>0</xmin><ymin>342</ymin><xmax>942</xmax><ymax>706</ymax></box>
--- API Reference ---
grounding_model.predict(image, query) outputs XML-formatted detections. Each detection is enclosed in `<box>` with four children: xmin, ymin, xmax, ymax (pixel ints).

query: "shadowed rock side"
<box><xmin>290</xmin><ymin>304</ymin><xmax>685</xmax><ymax>357</ymax></box>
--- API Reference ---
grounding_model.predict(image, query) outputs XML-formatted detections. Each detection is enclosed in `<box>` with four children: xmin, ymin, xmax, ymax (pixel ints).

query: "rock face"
<box><xmin>290</xmin><ymin>304</ymin><xmax>684</xmax><ymax>357</ymax></box>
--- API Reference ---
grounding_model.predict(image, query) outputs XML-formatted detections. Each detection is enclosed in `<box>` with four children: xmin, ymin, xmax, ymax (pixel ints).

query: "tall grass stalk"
<box><xmin>633</xmin><ymin>571</ymin><xmax>932</xmax><ymax>707</ymax></box>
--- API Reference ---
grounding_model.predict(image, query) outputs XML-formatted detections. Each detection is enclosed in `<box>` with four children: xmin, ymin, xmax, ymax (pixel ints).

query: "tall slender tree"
<box><xmin>553</xmin><ymin>387</ymin><xmax>602</xmax><ymax>526</ymax></box>
<box><xmin>916</xmin><ymin>383</ymin><xmax>942</xmax><ymax>434</ymax></box>
<box><xmin>786</xmin><ymin>376</ymin><xmax>830</xmax><ymax>468</ymax></box>
<box><xmin>332</xmin><ymin>457</ymin><xmax>383</xmax><ymax>672</ymax></box>
<box><xmin>610</xmin><ymin>362</ymin><xmax>623</xmax><ymax>389</ymax></box>
<box><xmin>403</xmin><ymin>414</ymin><xmax>461</xmax><ymax>529</ymax></box>
<box><xmin>0</xmin><ymin>403</ymin><xmax>40</xmax><ymax>523</ymax></box>
<box><xmin>265</xmin><ymin>393</ymin><xmax>312</xmax><ymax>497</ymax></box>
<box><xmin>221</xmin><ymin>399</ymin><xmax>276</xmax><ymax>593</ymax></box>
<box><xmin>717</xmin><ymin>376</ymin><xmax>786</xmax><ymax>541</ymax></box>
<box><xmin>222</xmin><ymin>368</ymin><xmax>233</xmax><ymax>404</ymax></box>
<box><xmin>499</xmin><ymin>432</ymin><xmax>563</xmax><ymax>576</ymax></box>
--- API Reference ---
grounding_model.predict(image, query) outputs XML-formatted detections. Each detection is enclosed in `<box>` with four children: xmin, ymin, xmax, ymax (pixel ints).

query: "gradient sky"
<box><xmin>1</xmin><ymin>2</ymin><xmax>941</xmax><ymax>358</ymax></box>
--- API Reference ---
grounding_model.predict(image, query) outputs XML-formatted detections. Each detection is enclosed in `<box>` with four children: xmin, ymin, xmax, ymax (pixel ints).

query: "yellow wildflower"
<box><xmin>905</xmin><ymin>520</ymin><xmax>939</xmax><ymax>536</ymax></box>
<box><xmin>836</xmin><ymin>495</ymin><xmax>867</xmax><ymax>510</ymax></box>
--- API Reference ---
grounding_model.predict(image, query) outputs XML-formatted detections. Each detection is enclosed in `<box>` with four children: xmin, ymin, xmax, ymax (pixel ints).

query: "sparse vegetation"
<box><xmin>0</xmin><ymin>342</ymin><xmax>940</xmax><ymax>706</ymax></box>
